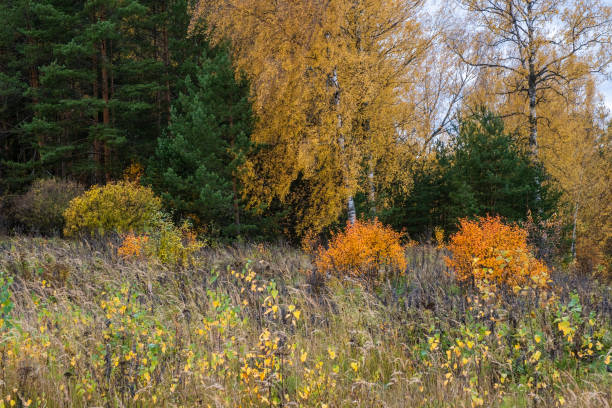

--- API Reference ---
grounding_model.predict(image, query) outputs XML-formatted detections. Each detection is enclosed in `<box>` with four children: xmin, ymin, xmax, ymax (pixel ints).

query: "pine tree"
<box><xmin>145</xmin><ymin>47</ymin><xmax>254</xmax><ymax>238</ymax></box>
<box><xmin>1</xmin><ymin>0</ymin><xmax>208</xmax><ymax>191</ymax></box>
<box><xmin>0</xmin><ymin>0</ymin><xmax>76</xmax><ymax>191</ymax></box>
<box><xmin>385</xmin><ymin>109</ymin><xmax>559</xmax><ymax>238</ymax></box>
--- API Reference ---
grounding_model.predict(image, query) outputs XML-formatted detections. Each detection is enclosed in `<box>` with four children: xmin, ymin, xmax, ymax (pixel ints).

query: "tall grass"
<box><xmin>0</xmin><ymin>237</ymin><xmax>610</xmax><ymax>407</ymax></box>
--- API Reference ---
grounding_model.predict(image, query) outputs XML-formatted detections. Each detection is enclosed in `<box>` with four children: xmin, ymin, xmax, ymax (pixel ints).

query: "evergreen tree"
<box><xmin>384</xmin><ymin>109</ymin><xmax>559</xmax><ymax>238</ymax></box>
<box><xmin>145</xmin><ymin>48</ymin><xmax>255</xmax><ymax>238</ymax></box>
<box><xmin>0</xmin><ymin>0</ymin><xmax>75</xmax><ymax>191</ymax></box>
<box><xmin>0</xmin><ymin>0</ymin><xmax>209</xmax><ymax>191</ymax></box>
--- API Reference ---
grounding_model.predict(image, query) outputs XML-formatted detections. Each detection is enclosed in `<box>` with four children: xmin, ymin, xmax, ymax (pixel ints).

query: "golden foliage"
<box><xmin>153</xmin><ymin>221</ymin><xmax>203</xmax><ymax>267</ymax></box>
<box><xmin>118</xmin><ymin>222</ymin><xmax>202</xmax><ymax>267</ymax></box>
<box><xmin>63</xmin><ymin>181</ymin><xmax>162</xmax><ymax>237</ymax></box>
<box><xmin>446</xmin><ymin>216</ymin><xmax>549</xmax><ymax>288</ymax></box>
<box><xmin>117</xmin><ymin>233</ymin><xmax>149</xmax><ymax>259</ymax></box>
<box><xmin>434</xmin><ymin>226</ymin><xmax>445</xmax><ymax>248</ymax></box>
<box><xmin>538</xmin><ymin>83</ymin><xmax>612</xmax><ymax>277</ymax></box>
<box><xmin>315</xmin><ymin>219</ymin><xmax>406</xmax><ymax>280</ymax></box>
<box><xmin>196</xmin><ymin>0</ymin><xmax>426</xmax><ymax>234</ymax></box>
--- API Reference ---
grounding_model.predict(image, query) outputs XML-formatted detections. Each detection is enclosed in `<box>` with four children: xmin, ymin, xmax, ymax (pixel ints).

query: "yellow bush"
<box><xmin>154</xmin><ymin>221</ymin><xmax>202</xmax><ymax>266</ymax></box>
<box><xmin>446</xmin><ymin>216</ymin><xmax>549</xmax><ymax>289</ymax></box>
<box><xmin>118</xmin><ymin>221</ymin><xmax>202</xmax><ymax>267</ymax></box>
<box><xmin>63</xmin><ymin>181</ymin><xmax>162</xmax><ymax>237</ymax></box>
<box><xmin>315</xmin><ymin>219</ymin><xmax>406</xmax><ymax>280</ymax></box>
<box><xmin>122</xmin><ymin>161</ymin><xmax>144</xmax><ymax>183</ymax></box>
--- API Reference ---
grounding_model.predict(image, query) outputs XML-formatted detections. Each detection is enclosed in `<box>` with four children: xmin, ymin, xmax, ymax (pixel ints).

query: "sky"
<box><xmin>425</xmin><ymin>0</ymin><xmax>612</xmax><ymax>112</ymax></box>
<box><xmin>603</xmin><ymin>80</ymin><xmax>612</xmax><ymax>112</ymax></box>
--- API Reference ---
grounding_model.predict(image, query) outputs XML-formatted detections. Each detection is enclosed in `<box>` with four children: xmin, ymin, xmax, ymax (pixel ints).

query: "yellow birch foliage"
<box><xmin>538</xmin><ymin>81</ymin><xmax>612</xmax><ymax>276</ymax></box>
<box><xmin>446</xmin><ymin>216</ymin><xmax>549</xmax><ymax>288</ymax></box>
<box><xmin>315</xmin><ymin>219</ymin><xmax>406</xmax><ymax>280</ymax></box>
<box><xmin>194</xmin><ymin>0</ymin><xmax>427</xmax><ymax>234</ymax></box>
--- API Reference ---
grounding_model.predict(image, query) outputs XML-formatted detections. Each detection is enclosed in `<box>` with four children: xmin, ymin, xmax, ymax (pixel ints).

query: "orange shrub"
<box><xmin>315</xmin><ymin>219</ymin><xmax>406</xmax><ymax>280</ymax></box>
<box><xmin>117</xmin><ymin>233</ymin><xmax>149</xmax><ymax>259</ymax></box>
<box><xmin>446</xmin><ymin>216</ymin><xmax>549</xmax><ymax>289</ymax></box>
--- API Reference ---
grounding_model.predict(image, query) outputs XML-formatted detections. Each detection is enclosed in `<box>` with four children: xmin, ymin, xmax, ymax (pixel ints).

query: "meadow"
<box><xmin>0</xmin><ymin>235</ymin><xmax>610</xmax><ymax>407</ymax></box>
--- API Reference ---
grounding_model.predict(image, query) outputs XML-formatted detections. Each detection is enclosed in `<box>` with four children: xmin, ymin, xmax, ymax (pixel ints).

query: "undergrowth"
<box><xmin>0</xmin><ymin>237</ymin><xmax>609</xmax><ymax>407</ymax></box>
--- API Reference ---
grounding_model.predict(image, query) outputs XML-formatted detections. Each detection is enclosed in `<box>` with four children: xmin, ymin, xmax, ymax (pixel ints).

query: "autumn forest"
<box><xmin>0</xmin><ymin>0</ymin><xmax>611</xmax><ymax>407</ymax></box>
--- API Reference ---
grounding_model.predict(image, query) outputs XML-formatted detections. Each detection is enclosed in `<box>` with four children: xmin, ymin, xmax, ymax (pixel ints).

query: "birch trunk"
<box><xmin>571</xmin><ymin>202</ymin><xmax>579</xmax><ymax>259</ymax></box>
<box><xmin>368</xmin><ymin>157</ymin><xmax>376</xmax><ymax>218</ymax></box>
<box><xmin>527</xmin><ymin>0</ymin><xmax>538</xmax><ymax>157</ymax></box>
<box><xmin>526</xmin><ymin>2</ymin><xmax>542</xmax><ymax>212</ymax></box>
<box><xmin>331</xmin><ymin>68</ymin><xmax>356</xmax><ymax>224</ymax></box>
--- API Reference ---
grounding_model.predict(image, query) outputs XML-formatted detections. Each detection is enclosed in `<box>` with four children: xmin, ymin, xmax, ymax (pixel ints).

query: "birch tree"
<box><xmin>449</xmin><ymin>0</ymin><xmax>612</xmax><ymax>157</ymax></box>
<box><xmin>539</xmin><ymin>79</ymin><xmax>611</xmax><ymax>265</ymax></box>
<box><xmin>195</xmin><ymin>0</ymin><xmax>427</xmax><ymax>234</ymax></box>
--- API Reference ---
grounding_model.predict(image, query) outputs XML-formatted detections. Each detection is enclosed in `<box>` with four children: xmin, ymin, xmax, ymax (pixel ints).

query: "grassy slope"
<box><xmin>0</xmin><ymin>236</ymin><xmax>610</xmax><ymax>407</ymax></box>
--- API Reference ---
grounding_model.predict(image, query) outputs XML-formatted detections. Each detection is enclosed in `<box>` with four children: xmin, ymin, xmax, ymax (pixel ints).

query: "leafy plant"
<box><xmin>13</xmin><ymin>178</ymin><xmax>84</xmax><ymax>235</ymax></box>
<box><xmin>63</xmin><ymin>181</ymin><xmax>162</xmax><ymax>237</ymax></box>
<box><xmin>118</xmin><ymin>221</ymin><xmax>203</xmax><ymax>267</ymax></box>
<box><xmin>117</xmin><ymin>233</ymin><xmax>150</xmax><ymax>259</ymax></box>
<box><xmin>315</xmin><ymin>219</ymin><xmax>406</xmax><ymax>281</ymax></box>
<box><xmin>446</xmin><ymin>216</ymin><xmax>550</xmax><ymax>288</ymax></box>
<box><xmin>0</xmin><ymin>271</ymin><xmax>14</xmax><ymax>332</ymax></box>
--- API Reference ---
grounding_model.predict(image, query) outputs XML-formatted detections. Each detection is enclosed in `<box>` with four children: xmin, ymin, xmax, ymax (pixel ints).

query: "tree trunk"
<box><xmin>153</xmin><ymin>3</ymin><xmax>162</xmax><ymax>132</ymax></box>
<box><xmin>100</xmin><ymin>38</ymin><xmax>111</xmax><ymax>181</ymax></box>
<box><xmin>526</xmin><ymin>1</ymin><xmax>538</xmax><ymax>157</ymax></box>
<box><xmin>368</xmin><ymin>156</ymin><xmax>376</xmax><ymax>218</ymax></box>
<box><xmin>330</xmin><ymin>68</ymin><xmax>356</xmax><ymax>224</ymax></box>
<box><xmin>230</xmin><ymin>117</ymin><xmax>240</xmax><ymax>229</ymax></box>
<box><xmin>528</xmin><ymin>77</ymin><xmax>538</xmax><ymax>156</ymax></box>
<box><xmin>92</xmin><ymin>49</ymin><xmax>102</xmax><ymax>183</ymax></box>
<box><xmin>571</xmin><ymin>202</ymin><xmax>579</xmax><ymax>259</ymax></box>
<box><xmin>526</xmin><ymin>2</ymin><xmax>542</xmax><ymax>212</ymax></box>
<box><xmin>26</xmin><ymin>19</ymin><xmax>42</xmax><ymax>156</ymax></box>
<box><xmin>347</xmin><ymin>196</ymin><xmax>356</xmax><ymax>224</ymax></box>
<box><xmin>162</xmin><ymin>1</ymin><xmax>171</xmax><ymax>124</ymax></box>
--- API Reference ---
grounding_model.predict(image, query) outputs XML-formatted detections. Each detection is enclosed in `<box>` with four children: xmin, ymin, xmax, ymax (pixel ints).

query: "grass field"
<box><xmin>0</xmin><ymin>236</ymin><xmax>610</xmax><ymax>407</ymax></box>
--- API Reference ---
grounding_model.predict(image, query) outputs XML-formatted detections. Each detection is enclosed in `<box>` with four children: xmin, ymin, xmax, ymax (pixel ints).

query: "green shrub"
<box><xmin>13</xmin><ymin>178</ymin><xmax>84</xmax><ymax>235</ymax></box>
<box><xmin>63</xmin><ymin>181</ymin><xmax>162</xmax><ymax>237</ymax></box>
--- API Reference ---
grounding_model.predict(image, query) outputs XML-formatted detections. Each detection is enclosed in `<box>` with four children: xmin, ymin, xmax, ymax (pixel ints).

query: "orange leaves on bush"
<box><xmin>446</xmin><ymin>216</ymin><xmax>549</xmax><ymax>288</ymax></box>
<box><xmin>118</xmin><ymin>233</ymin><xmax>149</xmax><ymax>259</ymax></box>
<box><xmin>315</xmin><ymin>219</ymin><xmax>406</xmax><ymax>280</ymax></box>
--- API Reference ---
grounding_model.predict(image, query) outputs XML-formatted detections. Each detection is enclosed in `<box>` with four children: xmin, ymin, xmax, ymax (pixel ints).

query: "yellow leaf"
<box><xmin>558</xmin><ymin>320</ymin><xmax>572</xmax><ymax>336</ymax></box>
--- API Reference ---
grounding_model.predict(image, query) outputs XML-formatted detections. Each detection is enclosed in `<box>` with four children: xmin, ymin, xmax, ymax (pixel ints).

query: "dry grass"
<box><xmin>0</xmin><ymin>236</ymin><xmax>610</xmax><ymax>407</ymax></box>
